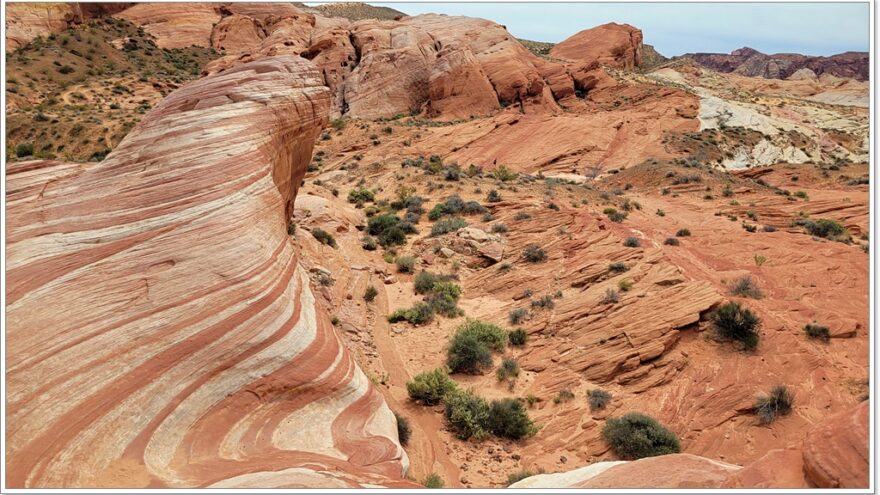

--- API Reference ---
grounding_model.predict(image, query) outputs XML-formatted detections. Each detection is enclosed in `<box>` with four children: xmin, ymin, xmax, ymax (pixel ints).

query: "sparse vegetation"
<box><xmin>753</xmin><ymin>385</ymin><xmax>794</xmax><ymax>424</ymax></box>
<box><xmin>363</xmin><ymin>285</ymin><xmax>378</xmax><ymax>302</ymax></box>
<box><xmin>395</xmin><ymin>255</ymin><xmax>417</xmax><ymax>273</ymax></box>
<box><xmin>509</xmin><ymin>308</ymin><xmax>528</xmax><ymax>325</ymax></box>
<box><xmin>444</xmin><ymin>388</ymin><xmax>490</xmax><ymax>440</ymax></box>
<box><xmin>486</xmin><ymin>398</ymin><xmax>537</xmax><ymax>439</ymax></box>
<box><xmin>676</xmin><ymin>228</ymin><xmax>691</xmax><ymax>237</ymax></box>
<box><xmin>394</xmin><ymin>412</ymin><xmax>411</xmax><ymax>446</ymax></box>
<box><xmin>311</xmin><ymin>228</ymin><xmax>338</xmax><ymax>248</ymax></box>
<box><xmin>623</xmin><ymin>237</ymin><xmax>641</xmax><ymax>248</ymax></box>
<box><xmin>712</xmin><ymin>302</ymin><xmax>760</xmax><ymax>350</ymax></box>
<box><xmin>431</xmin><ymin>217</ymin><xmax>468</xmax><ymax>236</ymax></box>
<box><xmin>804</xmin><ymin>323</ymin><xmax>831</xmax><ymax>341</ymax></box>
<box><xmin>496</xmin><ymin>358</ymin><xmax>520</xmax><ymax>381</ymax></box>
<box><xmin>729</xmin><ymin>275</ymin><xmax>763</xmax><ymax>299</ymax></box>
<box><xmin>553</xmin><ymin>388</ymin><xmax>575</xmax><ymax>404</ymax></box>
<box><xmin>664</xmin><ymin>237</ymin><xmax>680</xmax><ymax>246</ymax></box>
<box><xmin>422</xmin><ymin>473</ymin><xmax>444</xmax><ymax>489</ymax></box>
<box><xmin>602</xmin><ymin>413</ymin><xmax>681</xmax><ymax>460</ymax></box>
<box><xmin>446</xmin><ymin>319</ymin><xmax>508</xmax><ymax>374</ymax></box>
<box><xmin>522</xmin><ymin>244</ymin><xmax>547</xmax><ymax>262</ymax></box>
<box><xmin>602</xmin><ymin>288</ymin><xmax>619</xmax><ymax>304</ymax></box>
<box><xmin>587</xmin><ymin>389</ymin><xmax>612</xmax><ymax>411</ymax></box>
<box><xmin>608</xmin><ymin>262</ymin><xmax>629</xmax><ymax>272</ymax></box>
<box><xmin>388</xmin><ymin>301</ymin><xmax>434</xmax><ymax>325</ymax></box>
<box><xmin>509</xmin><ymin>328</ymin><xmax>528</xmax><ymax>346</ymax></box>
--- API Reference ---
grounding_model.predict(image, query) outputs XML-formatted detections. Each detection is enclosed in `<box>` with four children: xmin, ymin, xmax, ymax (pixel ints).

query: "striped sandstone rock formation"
<box><xmin>5</xmin><ymin>56</ymin><xmax>410</xmax><ymax>488</ymax></box>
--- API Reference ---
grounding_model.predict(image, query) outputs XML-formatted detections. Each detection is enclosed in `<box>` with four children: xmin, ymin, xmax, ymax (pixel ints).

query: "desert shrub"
<box><xmin>509</xmin><ymin>308</ymin><xmax>528</xmax><ymax>325</ymax></box>
<box><xmin>604</xmin><ymin>207</ymin><xmax>627</xmax><ymax>223</ymax></box>
<box><xmin>553</xmin><ymin>388</ymin><xmax>575</xmax><ymax>404</ymax></box>
<box><xmin>447</xmin><ymin>331</ymin><xmax>493</xmax><ymax>374</ymax></box>
<box><xmin>762</xmin><ymin>225</ymin><xmax>777</xmax><ymax>233</ymax></box>
<box><xmin>802</xmin><ymin>218</ymin><xmax>850</xmax><ymax>241</ymax></box>
<box><xmin>422</xmin><ymin>473</ymin><xmax>444</xmax><ymax>489</ymax></box>
<box><xmin>414</xmin><ymin>271</ymin><xmax>441</xmax><ymax>294</ymax></box>
<box><xmin>587</xmin><ymin>389</ymin><xmax>612</xmax><ymax>411</ymax></box>
<box><xmin>425</xmin><ymin>281</ymin><xmax>463</xmax><ymax>317</ymax></box>
<box><xmin>602</xmin><ymin>288</ymin><xmax>619</xmax><ymax>304</ymax></box>
<box><xmin>712</xmin><ymin>302</ymin><xmax>760</xmax><ymax>350</ymax></box>
<box><xmin>664</xmin><ymin>237</ymin><xmax>680</xmax><ymax>246</ymax></box>
<box><xmin>347</xmin><ymin>187</ymin><xmax>374</xmax><ymax>204</ymax></box>
<box><xmin>492</xmin><ymin>165</ymin><xmax>518</xmax><ymax>182</ymax></box>
<box><xmin>804</xmin><ymin>323</ymin><xmax>830</xmax><ymax>341</ymax></box>
<box><xmin>623</xmin><ymin>237</ymin><xmax>641</xmax><ymax>248</ymax></box>
<box><xmin>406</xmin><ymin>368</ymin><xmax>457</xmax><ymax>405</ymax></box>
<box><xmin>444</xmin><ymin>388</ymin><xmax>490</xmax><ymax>439</ymax></box>
<box><xmin>496</xmin><ymin>358</ymin><xmax>520</xmax><ymax>381</ymax></box>
<box><xmin>15</xmin><ymin>143</ymin><xmax>34</xmax><ymax>157</ymax></box>
<box><xmin>506</xmin><ymin>470</ymin><xmax>535</xmax><ymax>487</ymax></box>
<box><xmin>486</xmin><ymin>398</ymin><xmax>537</xmax><ymax>439</ymax></box>
<box><xmin>311</xmin><ymin>228</ymin><xmax>337</xmax><ymax>248</ymax></box>
<box><xmin>429</xmin><ymin>195</ymin><xmax>486</xmax><ymax>219</ymax></box>
<box><xmin>491</xmin><ymin>223</ymin><xmax>508</xmax><ymax>233</ymax></box>
<box><xmin>509</xmin><ymin>328</ymin><xmax>528</xmax><ymax>346</ymax></box>
<box><xmin>396</xmin><ymin>256</ymin><xmax>417</xmax><ymax>273</ymax></box>
<box><xmin>522</xmin><ymin>244</ymin><xmax>546</xmax><ymax>262</ymax></box>
<box><xmin>456</xmin><ymin>319</ymin><xmax>508</xmax><ymax>351</ymax></box>
<box><xmin>363</xmin><ymin>285</ymin><xmax>378</xmax><ymax>302</ymax></box>
<box><xmin>754</xmin><ymin>385</ymin><xmax>794</xmax><ymax>424</ymax></box>
<box><xmin>368</xmin><ymin>214</ymin><xmax>409</xmax><ymax>246</ymax></box>
<box><xmin>602</xmin><ymin>413</ymin><xmax>681</xmax><ymax>460</ymax></box>
<box><xmin>514</xmin><ymin>211</ymin><xmax>532</xmax><ymax>221</ymax></box>
<box><xmin>487</xmin><ymin>189</ymin><xmax>502</xmax><ymax>202</ymax></box>
<box><xmin>531</xmin><ymin>294</ymin><xmax>555</xmax><ymax>310</ymax></box>
<box><xmin>388</xmin><ymin>302</ymin><xmax>434</xmax><ymax>325</ymax></box>
<box><xmin>608</xmin><ymin>262</ymin><xmax>628</xmax><ymax>272</ymax></box>
<box><xmin>729</xmin><ymin>275</ymin><xmax>763</xmax><ymax>299</ymax></box>
<box><xmin>287</xmin><ymin>222</ymin><xmax>297</xmax><ymax>235</ymax></box>
<box><xmin>676</xmin><ymin>228</ymin><xmax>691</xmax><ymax>237</ymax></box>
<box><xmin>617</xmin><ymin>279</ymin><xmax>633</xmax><ymax>292</ymax></box>
<box><xmin>394</xmin><ymin>412</ymin><xmax>411</xmax><ymax>446</ymax></box>
<box><xmin>431</xmin><ymin>217</ymin><xmax>468</xmax><ymax>236</ymax></box>
<box><xmin>362</xmin><ymin>235</ymin><xmax>378</xmax><ymax>250</ymax></box>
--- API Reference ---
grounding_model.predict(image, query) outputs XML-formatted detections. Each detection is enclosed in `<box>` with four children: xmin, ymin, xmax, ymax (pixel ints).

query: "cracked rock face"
<box><xmin>5</xmin><ymin>56</ymin><xmax>412</xmax><ymax>489</ymax></box>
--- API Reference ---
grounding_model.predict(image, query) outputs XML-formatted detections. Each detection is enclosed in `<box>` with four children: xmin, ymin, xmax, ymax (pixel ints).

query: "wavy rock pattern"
<box><xmin>5</xmin><ymin>56</ymin><xmax>409</xmax><ymax>488</ymax></box>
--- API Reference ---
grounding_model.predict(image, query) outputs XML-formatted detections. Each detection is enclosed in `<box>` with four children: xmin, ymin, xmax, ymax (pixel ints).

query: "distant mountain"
<box><xmin>682</xmin><ymin>47</ymin><xmax>868</xmax><ymax>81</ymax></box>
<box><xmin>641</xmin><ymin>43</ymin><xmax>668</xmax><ymax>70</ymax></box>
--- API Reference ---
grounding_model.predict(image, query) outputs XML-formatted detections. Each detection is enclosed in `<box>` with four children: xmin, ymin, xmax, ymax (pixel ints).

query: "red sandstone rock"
<box><xmin>802</xmin><ymin>401</ymin><xmax>869</xmax><ymax>488</ymax></box>
<box><xmin>551</xmin><ymin>22</ymin><xmax>643</xmax><ymax>69</ymax></box>
<box><xmin>115</xmin><ymin>3</ymin><xmax>221</xmax><ymax>49</ymax></box>
<box><xmin>5</xmin><ymin>56</ymin><xmax>410</xmax><ymax>488</ymax></box>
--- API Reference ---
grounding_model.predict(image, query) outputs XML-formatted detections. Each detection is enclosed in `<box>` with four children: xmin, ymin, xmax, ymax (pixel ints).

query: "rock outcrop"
<box><xmin>684</xmin><ymin>47</ymin><xmax>868</xmax><ymax>81</ymax></box>
<box><xmin>551</xmin><ymin>22</ymin><xmax>643</xmax><ymax>69</ymax></box>
<box><xmin>5</xmin><ymin>56</ymin><xmax>410</xmax><ymax>488</ymax></box>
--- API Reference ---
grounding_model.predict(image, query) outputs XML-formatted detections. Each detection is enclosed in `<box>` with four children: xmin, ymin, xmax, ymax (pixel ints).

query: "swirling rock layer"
<box><xmin>5</xmin><ymin>56</ymin><xmax>409</xmax><ymax>488</ymax></box>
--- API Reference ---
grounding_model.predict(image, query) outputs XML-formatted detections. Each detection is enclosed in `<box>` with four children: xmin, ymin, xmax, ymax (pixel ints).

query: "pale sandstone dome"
<box><xmin>5</xmin><ymin>56</ymin><xmax>412</xmax><ymax>489</ymax></box>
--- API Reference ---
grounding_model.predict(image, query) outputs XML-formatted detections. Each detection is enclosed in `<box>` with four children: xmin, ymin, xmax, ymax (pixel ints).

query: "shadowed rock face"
<box><xmin>684</xmin><ymin>47</ymin><xmax>869</xmax><ymax>81</ymax></box>
<box><xmin>5</xmin><ymin>56</ymin><xmax>411</xmax><ymax>489</ymax></box>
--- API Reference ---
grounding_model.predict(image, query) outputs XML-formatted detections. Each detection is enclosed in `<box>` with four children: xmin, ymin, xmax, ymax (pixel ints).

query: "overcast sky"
<box><xmin>353</xmin><ymin>2</ymin><xmax>870</xmax><ymax>56</ymax></box>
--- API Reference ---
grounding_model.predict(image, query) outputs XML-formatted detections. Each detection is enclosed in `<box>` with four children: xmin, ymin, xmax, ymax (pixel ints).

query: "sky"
<box><xmin>354</xmin><ymin>2</ymin><xmax>870</xmax><ymax>56</ymax></box>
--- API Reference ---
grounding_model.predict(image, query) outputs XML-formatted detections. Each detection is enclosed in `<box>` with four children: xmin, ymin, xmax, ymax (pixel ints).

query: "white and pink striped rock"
<box><xmin>5</xmin><ymin>56</ymin><xmax>411</xmax><ymax>489</ymax></box>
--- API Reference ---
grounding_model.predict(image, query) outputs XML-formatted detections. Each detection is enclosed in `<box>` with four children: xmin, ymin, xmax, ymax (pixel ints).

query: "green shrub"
<box><xmin>15</xmin><ymin>143</ymin><xmax>34</xmax><ymax>157</ymax></box>
<box><xmin>522</xmin><ymin>244</ymin><xmax>546</xmax><ymax>262</ymax></box>
<box><xmin>425</xmin><ymin>281</ymin><xmax>463</xmax><ymax>317</ymax></box>
<box><xmin>388</xmin><ymin>302</ymin><xmax>434</xmax><ymax>325</ymax></box>
<box><xmin>676</xmin><ymin>228</ymin><xmax>691</xmax><ymax>237</ymax></box>
<box><xmin>712</xmin><ymin>302</ymin><xmax>760</xmax><ymax>350</ymax></box>
<box><xmin>514</xmin><ymin>211</ymin><xmax>532</xmax><ymax>221</ymax></box>
<box><xmin>729</xmin><ymin>275</ymin><xmax>762</xmax><ymax>299</ymax></box>
<box><xmin>406</xmin><ymin>368</ymin><xmax>457</xmax><ymax>405</ymax></box>
<box><xmin>602</xmin><ymin>413</ymin><xmax>681</xmax><ymax>460</ymax></box>
<box><xmin>444</xmin><ymin>388</ymin><xmax>490</xmax><ymax>439</ymax></box>
<box><xmin>486</xmin><ymin>398</ymin><xmax>537</xmax><ymax>439</ymax></box>
<box><xmin>311</xmin><ymin>228</ymin><xmax>337</xmax><ymax>248</ymax></box>
<box><xmin>422</xmin><ymin>473</ymin><xmax>444</xmax><ymax>489</ymax></box>
<box><xmin>509</xmin><ymin>328</ymin><xmax>528</xmax><ymax>346</ymax></box>
<box><xmin>531</xmin><ymin>294</ymin><xmax>555</xmax><ymax>310</ymax></box>
<box><xmin>804</xmin><ymin>323</ymin><xmax>830</xmax><ymax>341</ymax></box>
<box><xmin>368</xmin><ymin>214</ymin><xmax>409</xmax><ymax>246</ymax></box>
<box><xmin>457</xmin><ymin>319</ymin><xmax>508</xmax><ymax>351</ymax></box>
<box><xmin>606</xmin><ymin>210</ymin><xmax>628</xmax><ymax>223</ymax></box>
<box><xmin>491</xmin><ymin>223</ymin><xmax>508</xmax><ymax>233</ymax></box>
<box><xmin>431</xmin><ymin>217</ymin><xmax>468</xmax><ymax>236</ymax></box>
<box><xmin>487</xmin><ymin>189</ymin><xmax>502</xmax><ymax>202</ymax></box>
<box><xmin>623</xmin><ymin>237</ymin><xmax>640</xmax><ymax>248</ymax></box>
<box><xmin>492</xmin><ymin>165</ymin><xmax>518</xmax><ymax>182</ymax></box>
<box><xmin>754</xmin><ymin>385</ymin><xmax>794</xmax><ymax>424</ymax></box>
<box><xmin>664</xmin><ymin>237</ymin><xmax>680</xmax><ymax>246</ymax></box>
<box><xmin>496</xmin><ymin>357</ymin><xmax>520</xmax><ymax>381</ymax></box>
<box><xmin>396</xmin><ymin>255</ymin><xmax>417</xmax><ymax>273</ymax></box>
<box><xmin>553</xmin><ymin>388</ymin><xmax>575</xmax><ymax>404</ymax></box>
<box><xmin>447</xmin><ymin>331</ymin><xmax>493</xmax><ymax>374</ymax></box>
<box><xmin>617</xmin><ymin>279</ymin><xmax>633</xmax><ymax>292</ymax></box>
<box><xmin>803</xmin><ymin>218</ymin><xmax>850</xmax><ymax>241</ymax></box>
<box><xmin>394</xmin><ymin>412</ymin><xmax>411</xmax><ymax>446</ymax></box>
<box><xmin>362</xmin><ymin>235</ymin><xmax>378</xmax><ymax>250</ymax></box>
<box><xmin>363</xmin><ymin>285</ymin><xmax>378</xmax><ymax>302</ymax></box>
<box><xmin>587</xmin><ymin>389</ymin><xmax>612</xmax><ymax>410</ymax></box>
<box><xmin>347</xmin><ymin>187</ymin><xmax>374</xmax><ymax>204</ymax></box>
<box><xmin>414</xmin><ymin>271</ymin><xmax>442</xmax><ymax>294</ymax></box>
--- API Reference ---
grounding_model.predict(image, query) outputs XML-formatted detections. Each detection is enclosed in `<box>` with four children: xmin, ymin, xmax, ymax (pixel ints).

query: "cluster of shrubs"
<box><xmin>602</xmin><ymin>413</ymin><xmax>681</xmax><ymax>460</ymax></box>
<box><xmin>311</xmin><ymin>228</ymin><xmax>337</xmax><ymax>248</ymax></box>
<box><xmin>431</xmin><ymin>217</ymin><xmax>468</xmax><ymax>236</ymax></box>
<box><xmin>794</xmin><ymin>218</ymin><xmax>851</xmax><ymax>242</ymax></box>
<box><xmin>604</xmin><ymin>208</ymin><xmax>627</xmax><ymax>223</ymax></box>
<box><xmin>366</xmin><ymin>213</ymin><xmax>417</xmax><ymax>247</ymax></box>
<box><xmin>446</xmin><ymin>319</ymin><xmax>509</xmax><ymax>374</ymax></box>
<box><xmin>406</xmin><ymin>368</ymin><xmax>537</xmax><ymax>440</ymax></box>
<box><xmin>347</xmin><ymin>187</ymin><xmax>374</xmax><ymax>205</ymax></box>
<box><xmin>428</xmin><ymin>195</ymin><xmax>487</xmax><ymax>220</ymax></box>
<box><xmin>390</xmin><ymin>193</ymin><xmax>425</xmax><ymax>226</ymax></box>
<box><xmin>388</xmin><ymin>271</ymin><xmax>463</xmax><ymax>325</ymax></box>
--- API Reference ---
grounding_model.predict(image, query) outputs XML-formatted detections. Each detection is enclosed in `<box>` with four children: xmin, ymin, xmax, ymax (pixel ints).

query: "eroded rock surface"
<box><xmin>5</xmin><ymin>56</ymin><xmax>411</xmax><ymax>488</ymax></box>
